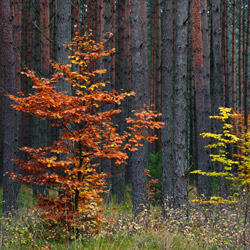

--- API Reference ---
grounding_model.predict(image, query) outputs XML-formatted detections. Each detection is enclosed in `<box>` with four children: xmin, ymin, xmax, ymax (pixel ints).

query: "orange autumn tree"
<box><xmin>8</xmin><ymin>33</ymin><xmax>164</xmax><ymax>233</ymax></box>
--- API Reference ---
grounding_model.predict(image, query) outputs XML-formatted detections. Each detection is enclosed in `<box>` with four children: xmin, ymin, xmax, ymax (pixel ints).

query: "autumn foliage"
<box><xmin>8</xmin><ymin>33</ymin><xmax>164</xmax><ymax>234</ymax></box>
<box><xmin>192</xmin><ymin>107</ymin><xmax>250</xmax><ymax>204</ymax></box>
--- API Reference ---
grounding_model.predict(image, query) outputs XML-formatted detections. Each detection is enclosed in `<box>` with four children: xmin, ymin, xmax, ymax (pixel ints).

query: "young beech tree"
<box><xmin>192</xmin><ymin>107</ymin><xmax>250</xmax><ymax>204</ymax></box>
<box><xmin>8</xmin><ymin>33</ymin><xmax>164</xmax><ymax>233</ymax></box>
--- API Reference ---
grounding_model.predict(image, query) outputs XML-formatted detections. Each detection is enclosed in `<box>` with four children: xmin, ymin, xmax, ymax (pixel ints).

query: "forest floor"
<box><xmin>0</xmin><ymin>185</ymin><xmax>249</xmax><ymax>249</ymax></box>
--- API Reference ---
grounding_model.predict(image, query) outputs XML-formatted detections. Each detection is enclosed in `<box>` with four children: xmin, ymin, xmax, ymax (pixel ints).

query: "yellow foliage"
<box><xmin>192</xmin><ymin>107</ymin><xmax>250</xmax><ymax>205</ymax></box>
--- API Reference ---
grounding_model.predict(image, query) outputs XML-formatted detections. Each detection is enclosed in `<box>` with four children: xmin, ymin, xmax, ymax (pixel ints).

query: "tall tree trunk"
<box><xmin>96</xmin><ymin>0</ymin><xmax>103</xmax><ymax>44</ymax></box>
<box><xmin>192</xmin><ymin>0</ymin><xmax>212</xmax><ymax>197</ymax></box>
<box><xmin>0</xmin><ymin>11</ymin><xmax>3</xmax><ymax>186</ymax></box>
<box><xmin>155</xmin><ymin>0</ymin><xmax>162</xmax><ymax>152</ymax></box>
<box><xmin>211</xmin><ymin>0</ymin><xmax>229</xmax><ymax>198</ymax></box>
<box><xmin>80</xmin><ymin>0</ymin><xmax>87</xmax><ymax>36</ymax></box>
<box><xmin>124</xmin><ymin>0</ymin><xmax>132</xmax><ymax>185</ymax></box>
<box><xmin>149</xmin><ymin>0</ymin><xmax>156</xmax><ymax>153</ymax></box>
<box><xmin>243</xmin><ymin>0</ymin><xmax>246</xmax><ymax>89</ymax></box>
<box><xmin>173</xmin><ymin>0</ymin><xmax>189</xmax><ymax>208</ymax></box>
<box><xmin>40</xmin><ymin>0</ymin><xmax>50</xmax><ymax>75</ymax></box>
<box><xmin>239</xmin><ymin>0</ymin><xmax>243</xmax><ymax>109</ymax></box>
<box><xmin>130</xmin><ymin>0</ymin><xmax>149</xmax><ymax>214</ymax></box>
<box><xmin>71</xmin><ymin>0</ymin><xmax>80</xmax><ymax>35</ymax></box>
<box><xmin>232</xmin><ymin>0</ymin><xmax>236</xmax><ymax>110</ymax></box>
<box><xmin>211</xmin><ymin>1</ymin><xmax>223</xmax><ymax>115</ymax></box>
<box><xmin>2</xmin><ymin>0</ymin><xmax>20</xmax><ymax>214</ymax></box>
<box><xmin>87</xmin><ymin>0</ymin><xmax>92</xmax><ymax>30</ymax></box>
<box><xmin>221</xmin><ymin>0</ymin><xmax>229</xmax><ymax>107</ymax></box>
<box><xmin>21</xmin><ymin>0</ymin><xmax>32</xmax><ymax>148</ymax></box>
<box><xmin>56</xmin><ymin>0</ymin><xmax>72</xmax><ymax>94</ymax></box>
<box><xmin>110</xmin><ymin>0</ymin><xmax>115</xmax><ymax>91</ymax></box>
<box><xmin>101</xmin><ymin>0</ymin><xmax>113</xmax><ymax>202</ymax></box>
<box><xmin>71</xmin><ymin>0</ymin><xmax>80</xmax><ymax>95</ymax></box>
<box><xmin>162</xmin><ymin>0</ymin><xmax>175</xmax><ymax>209</ymax></box>
<box><xmin>55</xmin><ymin>0</ymin><xmax>72</xmax><ymax>175</ymax></box>
<box><xmin>150</xmin><ymin>0</ymin><xmax>156</xmax><ymax>110</ymax></box>
<box><xmin>34</xmin><ymin>0</ymin><xmax>50</xmax><ymax>197</ymax></box>
<box><xmin>114</xmin><ymin>0</ymin><xmax>131</xmax><ymax>203</ymax></box>
<box><xmin>11</xmin><ymin>0</ymin><xmax>22</xmax><ymax>182</ymax></box>
<box><xmin>244</xmin><ymin>0</ymin><xmax>250</xmax><ymax>126</ymax></box>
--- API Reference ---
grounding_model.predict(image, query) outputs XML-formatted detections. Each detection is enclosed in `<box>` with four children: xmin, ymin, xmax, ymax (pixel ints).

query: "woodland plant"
<box><xmin>147</xmin><ymin>152</ymin><xmax>162</xmax><ymax>203</ymax></box>
<box><xmin>192</xmin><ymin>107</ymin><xmax>250</xmax><ymax>202</ymax></box>
<box><xmin>1</xmin><ymin>196</ymin><xmax>248</xmax><ymax>249</ymax></box>
<box><xmin>7</xmin><ymin>32</ymin><xmax>164</xmax><ymax>237</ymax></box>
<box><xmin>191</xmin><ymin>107</ymin><xmax>250</xmax><ymax>247</ymax></box>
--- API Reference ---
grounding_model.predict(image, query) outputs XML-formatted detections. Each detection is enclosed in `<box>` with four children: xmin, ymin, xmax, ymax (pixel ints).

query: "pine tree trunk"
<box><xmin>211</xmin><ymin>0</ymin><xmax>229</xmax><ymax>198</ymax></box>
<box><xmin>22</xmin><ymin>0</ymin><xmax>32</xmax><ymax>148</ymax></box>
<box><xmin>222</xmin><ymin>0</ymin><xmax>229</xmax><ymax>107</ymax></box>
<box><xmin>211</xmin><ymin>1</ymin><xmax>223</xmax><ymax>114</ymax></box>
<box><xmin>56</xmin><ymin>0</ymin><xmax>72</xmax><ymax>94</ymax></box>
<box><xmin>155</xmin><ymin>0</ymin><xmax>162</xmax><ymax>152</ymax></box>
<box><xmin>244</xmin><ymin>0</ymin><xmax>250</xmax><ymax>126</ymax></box>
<box><xmin>113</xmin><ymin>0</ymin><xmax>131</xmax><ymax>203</ymax></box>
<box><xmin>192</xmin><ymin>0</ymin><xmax>212</xmax><ymax>198</ymax></box>
<box><xmin>232</xmin><ymin>0</ymin><xmax>236</xmax><ymax>110</ymax></box>
<box><xmin>35</xmin><ymin>0</ymin><xmax>50</xmax><ymax>197</ymax></box>
<box><xmin>162</xmin><ymin>0</ymin><xmax>175</xmax><ymax>209</ymax></box>
<box><xmin>130</xmin><ymin>0</ymin><xmax>149</xmax><ymax>214</ymax></box>
<box><xmin>101</xmin><ymin>0</ymin><xmax>112</xmax><ymax>203</ymax></box>
<box><xmin>40</xmin><ymin>0</ymin><xmax>50</xmax><ymax>75</ymax></box>
<box><xmin>0</xmin><ymin>21</ymin><xmax>3</xmax><ymax>187</ymax></box>
<box><xmin>2</xmin><ymin>0</ymin><xmax>20</xmax><ymax>214</ymax></box>
<box><xmin>150</xmin><ymin>0</ymin><xmax>156</xmax><ymax>109</ymax></box>
<box><xmin>81</xmin><ymin>0</ymin><xmax>87</xmax><ymax>35</ymax></box>
<box><xmin>173</xmin><ymin>0</ymin><xmax>188</xmax><ymax>208</ymax></box>
<box><xmin>71</xmin><ymin>0</ymin><xmax>80</xmax><ymax>35</ymax></box>
<box><xmin>238</xmin><ymin>0</ymin><xmax>243</xmax><ymax>108</ymax></box>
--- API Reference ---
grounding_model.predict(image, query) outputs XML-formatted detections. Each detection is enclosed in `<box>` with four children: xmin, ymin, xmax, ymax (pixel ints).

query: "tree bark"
<box><xmin>238</xmin><ymin>0</ymin><xmax>243</xmax><ymax>108</ymax></box>
<box><xmin>211</xmin><ymin>0</ymin><xmax>229</xmax><ymax>198</ymax></box>
<box><xmin>56</xmin><ymin>0</ymin><xmax>72</xmax><ymax>94</ymax></box>
<box><xmin>244</xmin><ymin>0</ymin><xmax>250</xmax><ymax>126</ymax></box>
<box><xmin>221</xmin><ymin>0</ymin><xmax>229</xmax><ymax>107</ymax></box>
<box><xmin>162</xmin><ymin>0</ymin><xmax>175</xmax><ymax>209</ymax></box>
<box><xmin>71</xmin><ymin>0</ymin><xmax>80</xmax><ymax>35</ymax></box>
<box><xmin>101</xmin><ymin>0</ymin><xmax>113</xmax><ymax>203</ymax></box>
<box><xmin>173</xmin><ymin>0</ymin><xmax>189</xmax><ymax>208</ymax></box>
<box><xmin>192</xmin><ymin>0</ymin><xmax>212</xmax><ymax>197</ymax></box>
<box><xmin>130</xmin><ymin>0</ymin><xmax>149</xmax><ymax>214</ymax></box>
<box><xmin>232</xmin><ymin>0</ymin><xmax>236</xmax><ymax>110</ymax></box>
<box><xmin>150</xmin><ymin>0</ymin><xmax>156</xmax><ymax>110</ymax></box>
<box><xmin>0</xmin><ymin>11</ymin><xmax>3</xmax><ymax>186</ymax></box>
<box><xmin>155</xmin><ymin>0</ymin><xmax>162</xmax><ymax>152</ymax></box>
<box><xmin>2</xmin><ymin>0</ymin><xmax>20</xmax><ymax>214</ymax></box>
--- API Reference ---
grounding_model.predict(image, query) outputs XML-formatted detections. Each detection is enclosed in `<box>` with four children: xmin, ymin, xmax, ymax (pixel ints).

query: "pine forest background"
<box><xmin>0</xmin><ymin>0</ymin><xmax>250</xmax><ymax>215</ymax></box>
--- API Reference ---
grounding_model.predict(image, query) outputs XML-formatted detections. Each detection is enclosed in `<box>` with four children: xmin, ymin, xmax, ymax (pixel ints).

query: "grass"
<box><xmin>0</xmin><ymin>184</ymin><xmax>250</xmax><ymax>249</ymax></box>
<box><xmin>0</xmin><ymin>183</ymin><xmax>36</xmax><ymax>212</ymax></box>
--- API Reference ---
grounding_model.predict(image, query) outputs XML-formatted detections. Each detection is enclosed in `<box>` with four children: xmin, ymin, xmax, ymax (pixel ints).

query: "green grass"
<box><xmin>83</xmin><ymin>229</ymin><xmax>202</xmax><ymax>250</ymax></box>
<box><xmin>0</xmin><ymin>184</ymin><xmax>37</xmax><ymax>212</ymax></box>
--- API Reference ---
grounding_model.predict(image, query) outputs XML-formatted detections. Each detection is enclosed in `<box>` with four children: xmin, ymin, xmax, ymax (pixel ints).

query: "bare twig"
<box><xmin>32</xmin><ymin>21</ymin><xmax>57</xmax><ymax>46</ymax></box>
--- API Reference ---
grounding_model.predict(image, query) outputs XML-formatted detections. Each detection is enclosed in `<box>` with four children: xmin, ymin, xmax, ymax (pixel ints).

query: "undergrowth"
<box><xmin>1</xmin><ymin>184</ymin><xmax>250</xmax><ymax>249</ymax></box>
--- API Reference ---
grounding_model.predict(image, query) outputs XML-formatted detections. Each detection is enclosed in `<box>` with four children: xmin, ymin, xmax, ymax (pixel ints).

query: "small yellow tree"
<box><xmin>192</xmin><ymin>107</ymin><xmax>250</xmax><ymax>204</ymax></box>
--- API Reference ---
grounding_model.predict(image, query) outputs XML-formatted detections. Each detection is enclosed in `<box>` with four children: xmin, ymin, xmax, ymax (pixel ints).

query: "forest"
<box><xmin>1</xmin><ymin>0</ymin><xmax>250</xmax><ymax>249</ymax></box>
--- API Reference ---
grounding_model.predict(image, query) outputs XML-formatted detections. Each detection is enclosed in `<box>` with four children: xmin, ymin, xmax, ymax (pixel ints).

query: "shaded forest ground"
<box><xmin>0</xmin><ymin>184</ymin><xmax>249</xmax><ymax>249</ymax></box>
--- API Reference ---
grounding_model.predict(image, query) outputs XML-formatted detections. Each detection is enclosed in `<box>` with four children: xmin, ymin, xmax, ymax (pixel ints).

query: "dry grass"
<box><xmin>0</xmin><ymin>184</ymin><xmax>250</xmax><ymax>249</ymax></box>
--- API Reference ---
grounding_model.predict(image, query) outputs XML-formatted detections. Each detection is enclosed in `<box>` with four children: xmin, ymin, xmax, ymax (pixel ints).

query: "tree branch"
<box><xmin>32</xmin><ymin>21</ymin><xmax>57</xmax><ymax>46</ymax></box>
